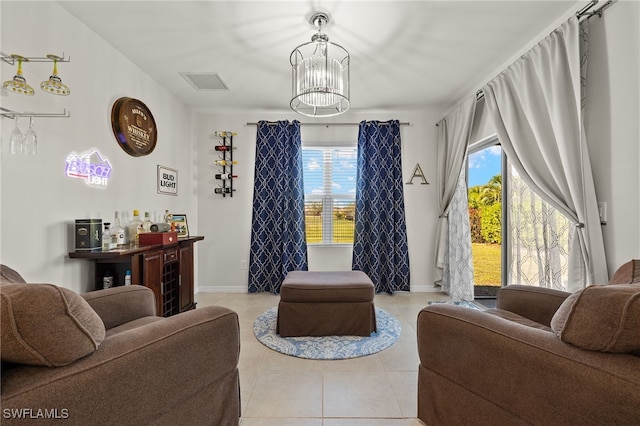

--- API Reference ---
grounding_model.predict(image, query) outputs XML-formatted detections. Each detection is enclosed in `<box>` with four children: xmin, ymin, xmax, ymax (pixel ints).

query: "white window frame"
<box><xmin>302</xmin><ymin>144</ymin><xmax>357</xmax><ymax>246</ymax></box>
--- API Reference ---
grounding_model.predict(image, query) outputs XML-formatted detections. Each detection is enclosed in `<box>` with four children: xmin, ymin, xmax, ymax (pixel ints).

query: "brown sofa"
<box><xmin>417</xmin><ymin>260</ymin><xmax>640</xmax><ymax>425</ymax></box>
<box><xmin>1</xmin><ymin>266</ymin><xmax>240</xmax><ymax>425</ymax></box>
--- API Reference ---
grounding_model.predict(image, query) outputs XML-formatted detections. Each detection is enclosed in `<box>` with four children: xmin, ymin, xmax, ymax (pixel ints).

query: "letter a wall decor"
<box><xmin>406</xmin><ymin>163</ymin><xmax>429</xmax><ymax>185</ymax></box>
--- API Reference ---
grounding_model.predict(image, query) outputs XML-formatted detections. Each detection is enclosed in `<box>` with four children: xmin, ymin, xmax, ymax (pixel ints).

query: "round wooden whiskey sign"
<box><xmin>111</xmin><ymin>97</ymin><xmax>157</xmax><ymax>156</ymax></box>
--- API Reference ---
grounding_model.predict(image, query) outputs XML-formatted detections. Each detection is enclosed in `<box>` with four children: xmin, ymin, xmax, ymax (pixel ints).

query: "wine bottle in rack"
<box><xmin>214</xmin><ymin>188</ymin><xmax>235</xmax><ymax>194</ymax></box>
<box><xmin>214</xmin><ymin>160</ymin><xmax>238</xmax><ymax>166</ymax></box>
<box><xmin>213</xmin><ymin>131</ymin><xmax>238</xmax><ymax>138</ymax></box>
<box><xmin>214</xmin><ymin>145</ymin><xmax>231</xmax><ymax>151</ymax></box>
<box><xmin>215</xmin><ymin>173</ymin><xmax>237</xmax><ymax>180</ymax></box>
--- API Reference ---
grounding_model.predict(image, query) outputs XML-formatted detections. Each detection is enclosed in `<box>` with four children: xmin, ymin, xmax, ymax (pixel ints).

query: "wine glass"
<box><xmin>2</xmin><ymin>55</ymin><xmax>34</xmax><ymax>96</ymax></box>
<box><xmin>9</xmin><ymin>118</ymin><xmax>24</xmax><ymax>155</ymax></box>
<box><xmin>24</xmin><ymin>117</ymin><xmax>38</xmax><ymax>155</ymax></box>
<box><xmin>40</xmin><ymin>55</ymin><xmax>70</xmax><ymax>96</ymax></box>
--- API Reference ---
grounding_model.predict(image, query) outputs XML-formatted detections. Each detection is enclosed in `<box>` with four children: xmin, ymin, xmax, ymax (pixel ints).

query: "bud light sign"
<box><xmin>65</xmin><ymin>149</ymin><xmax>113</xmax><ymax>187</ymax></box>
<box><xmin>157</xmin><ymin>165</ymin><xmax>178</xmax><ymax>195</ymax></box>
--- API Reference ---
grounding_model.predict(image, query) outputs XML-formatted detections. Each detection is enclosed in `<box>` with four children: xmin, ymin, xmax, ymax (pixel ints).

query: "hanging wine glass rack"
<box><xmin>1</xmin><ymin>52</ymin><xmax>70</xmax><ymax>65</ymax></box>
<box><xmin>213</xmin><ymin>131</ymin><xmax>237</xmax><ymax>197</ymax></box>
<box><xmin>1</xmin><ymin>107</ymin><xmax>70</xmax><ymax>119</ymax></box>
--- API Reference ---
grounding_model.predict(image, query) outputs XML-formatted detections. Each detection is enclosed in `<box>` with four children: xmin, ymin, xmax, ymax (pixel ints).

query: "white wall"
<box><xmin>0</xmin><ymin>2</ymin><xmax>197</xmax><ymax>293</ymax></box>
<box><xmin>584</xmin><ymin>1</ymin><xmax>640</xmax><ymax>275</ymax></box>
<box><xmin>196</xmin><ymin>109</ymin><xmax>443</xmax><ymax>293</ymax></box>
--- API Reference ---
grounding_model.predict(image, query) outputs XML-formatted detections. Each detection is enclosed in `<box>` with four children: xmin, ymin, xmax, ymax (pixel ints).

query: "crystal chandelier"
<box><xmin>290</xmin><ymin>12</ymin><xmax>350</xmax><ymax>117</ymax></box>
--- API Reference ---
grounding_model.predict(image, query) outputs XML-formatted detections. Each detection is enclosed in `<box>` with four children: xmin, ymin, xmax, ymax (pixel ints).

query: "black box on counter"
<box><xmin>75</xmin><ymin>219</ymin><xmax>102</xmax><ymax>251</ymax></box>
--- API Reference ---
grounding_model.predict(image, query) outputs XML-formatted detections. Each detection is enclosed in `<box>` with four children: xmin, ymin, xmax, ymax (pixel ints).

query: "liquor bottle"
<box><xmin>110</xmin><ymin>226</ymin><xmax>118</xmax><ymax>249</ymax></box>
<box><xmin>215</xmin><ymin>173</ymin><xmax>237</xmax><ymax>180</ymax></box>
<box><xmin>143</xmin><ymin>212</ymin><xmax>152</xmax><ymax>233</ymax></box>
<box><xmin>113</xmin><ymin>211</ymin><xmax>126</xmax><ymax>247</ymax></box>
<box><xmin>121</xmin><ymin>211</ymin><xmax>131</xmax><ymax>244</ymax></box>
<box><xmin>102</xmin><ymin>223</ymin><xmax>112</xmax><ymax>251</ymax></box>
<box><xmin>128</xmin><ymin>210</ymin><xmax>142</xmax><ymax>245</ymax></box>
<box><xmin>214</xmin><ymin>160</ymin><xmax>238</xmax><ymax>166</ymax></box>
<box><xmin>103</xmin><ymin>271</ymin><xmax>114</xmax><ymax>289</ymax></box>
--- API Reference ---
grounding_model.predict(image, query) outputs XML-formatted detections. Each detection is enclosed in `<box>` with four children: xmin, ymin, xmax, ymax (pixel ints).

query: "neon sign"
<box><xmin>65</xmin><ymin>149</ymin><xmax>113</xmax><ymax>187</ymax></box>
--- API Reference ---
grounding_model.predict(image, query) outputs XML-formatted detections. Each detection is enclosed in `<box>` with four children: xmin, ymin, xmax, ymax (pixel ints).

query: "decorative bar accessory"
<box><xmin>213</xmin><ymin>131</ymin><xmax>237</xmax><ymax>197</ymax></box>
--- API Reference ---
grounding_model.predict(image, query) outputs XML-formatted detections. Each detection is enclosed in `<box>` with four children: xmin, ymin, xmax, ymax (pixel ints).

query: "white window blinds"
<box><xmin>302</xmin><ymin>146</ymin><xmax>357</xmax><ymax>244</ymax></box>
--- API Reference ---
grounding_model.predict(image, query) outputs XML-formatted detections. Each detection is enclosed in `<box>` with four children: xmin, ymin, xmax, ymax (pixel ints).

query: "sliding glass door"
<box><xmin>467</xmin><ymin>137</ymin><xmax>504</xmax><ymax>298</ymax></box>
<box><xmin>467</xmin><ymin>135</ymin><xmax>573</xmax><ymax>295</ymax></box>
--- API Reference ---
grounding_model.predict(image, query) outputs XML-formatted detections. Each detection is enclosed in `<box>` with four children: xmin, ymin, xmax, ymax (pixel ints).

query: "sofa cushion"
<box><xmin>484</xmin><ymin>308</ymin><xmax>552</xmax><ymax>332</ymax></box>
<box><xmin>609</xmin><ymin>259</ymin><xmax>640</xmax><ymax>284</ymax></box>
<box><xmin>1</xmin><ymin>283</ymin><xmax>106</xmax><ymax>367</ymax></box>
<box><xmin>280</xmin><ymin>271</ymin><xmax>374</xmax><ymax>303</ymax></box>
<box><xmin>550</xmin><ymin>284</ymin><xmax>640</xmax><ymax>353</ymax></box>
<box><xmin>0</xmin><ymin>265</ymin><xmax>26</xmax><ymax>284</ymax></box>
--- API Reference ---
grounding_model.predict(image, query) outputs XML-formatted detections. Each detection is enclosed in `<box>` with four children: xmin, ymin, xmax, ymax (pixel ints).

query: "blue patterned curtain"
<box><xmin>249</xmin><ymin>120</ymin><xmax>308</xmax><ymax>293</ymax></box>
<box><xmin>352</xmin><ymin>120</ymin><xmax>410</xmax><ymax>294</ymax></box>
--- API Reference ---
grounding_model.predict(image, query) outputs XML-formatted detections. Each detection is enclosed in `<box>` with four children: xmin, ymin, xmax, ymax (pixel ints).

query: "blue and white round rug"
<box><xmin>253</xmin><ymin>307</ymin><xmax>401</xmax><ymax>360</ymax></box>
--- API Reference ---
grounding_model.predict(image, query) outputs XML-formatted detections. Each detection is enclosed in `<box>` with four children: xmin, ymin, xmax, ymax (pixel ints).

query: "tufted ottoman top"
<box><xmin>281</xmin><ymin>271</ymin><xmax>374</xmax><ymax>303</ymax></box>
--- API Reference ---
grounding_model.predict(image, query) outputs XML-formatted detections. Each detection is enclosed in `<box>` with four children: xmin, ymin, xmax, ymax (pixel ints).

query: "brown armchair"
<box><xmin>417</xmin><ymin>260</ymin><xmax>640</xmax><ymax>425</ymax></box>
<box><xmin>1</xmin><ymin>266</ymin><xmax>240</xmax><ymax>425</ymax></box>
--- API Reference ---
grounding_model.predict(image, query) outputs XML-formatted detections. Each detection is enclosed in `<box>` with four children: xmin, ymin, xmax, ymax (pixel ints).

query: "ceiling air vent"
<box><xmin>179</xmin><ymin>72</ymin><xmax>229</xmax><ymax>91</ymax></box>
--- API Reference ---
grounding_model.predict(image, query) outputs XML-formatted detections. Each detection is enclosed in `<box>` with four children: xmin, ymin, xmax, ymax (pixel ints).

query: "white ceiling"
<box><xmin>59</xmin><ymin>0</ymin><xmax>581</xmax><ymax>114</ymax></box>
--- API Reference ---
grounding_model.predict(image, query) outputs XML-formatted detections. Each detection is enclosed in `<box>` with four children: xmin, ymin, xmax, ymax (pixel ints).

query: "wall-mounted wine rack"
<box><xmin>213</xmin><ymin>131</ymin><xmax>237</xmax><ymax>197</ymax></box>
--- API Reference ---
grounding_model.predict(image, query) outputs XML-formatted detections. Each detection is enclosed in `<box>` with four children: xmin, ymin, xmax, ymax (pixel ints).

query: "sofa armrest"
<box><xmin>496</xmin><ymin>284</ymin><xmax>570</xmax><ymax>327</ymax></box>
<box><xmin>417</xmin><ymin>304</ymin><xmax>640</xmax><ymax>424</ymax></box>
<box><xmin>1</xmin><ymin>306</ymin><xmax>240</xmax><ymax>426</ymax></box>
<box><xmin>82</xmin><ymin>285</ymin><xmax>156</xmax><ymax>330</ymax></box>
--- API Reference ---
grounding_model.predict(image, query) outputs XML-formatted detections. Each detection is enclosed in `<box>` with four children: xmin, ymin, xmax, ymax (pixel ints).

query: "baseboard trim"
<box><xmin>410</xmin><ymin>285</ymin><xmax>442</xmax><ymax>293</ymax></box>
<box><xmin>197</xmin><ymin>285</ymin><xmax>248</xmax><ymax>293</ymax></box>
<box><xmin>197</xmin><ymin>284</ymin><xmax>442</xmax><ymax>294</ymax></box>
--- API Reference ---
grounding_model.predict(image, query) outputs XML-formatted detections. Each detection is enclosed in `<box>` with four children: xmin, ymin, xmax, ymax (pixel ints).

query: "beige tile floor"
<box><xmin>195</xmin><ymin>291</ymin><xmax>451</xmax><ymax>426</ymax></box>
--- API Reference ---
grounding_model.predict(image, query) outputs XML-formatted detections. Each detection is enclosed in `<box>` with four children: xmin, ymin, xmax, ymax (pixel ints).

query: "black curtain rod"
<box><xmin>246</xmin><ymin>121</ymin><xmax>410</xmax><ymax>127</ymax></box>
<box><xmin>576</xmin><ymin>0</ymin><xmax>615</xmax><ymax>20</ymax></box>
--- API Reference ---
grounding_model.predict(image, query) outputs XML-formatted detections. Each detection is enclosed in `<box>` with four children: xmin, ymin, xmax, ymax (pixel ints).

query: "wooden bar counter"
<box><xmin>70</xmin><ymin>236</ymin><xmax>204</xmax><ymax>317</ymax></box>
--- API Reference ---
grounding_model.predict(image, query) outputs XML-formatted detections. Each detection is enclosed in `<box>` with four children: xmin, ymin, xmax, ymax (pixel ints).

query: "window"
<box><xmin>467</xmin><ymin>138</ymin><xmax>504</xmax><ymax>298</ymax></box>
<box><xmin>302</xmin><ymin>146</ymin><xmax>357</xmax><ymax>245</ymax></box>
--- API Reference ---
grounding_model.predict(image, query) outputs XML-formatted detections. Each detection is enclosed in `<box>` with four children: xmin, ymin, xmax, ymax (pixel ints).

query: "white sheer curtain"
<box><xmin>483</xmin><ymin>17</ymin><xmax>607</xmax><ymax>289</ymax></box>
<box><xmin>435</xmin><ymin>96</ymin><xmax>476</xmax><ymax>301</ymax></box>
<box><xmin>508</xmin><ymin>163</ymin><xmax>573</xmax><ymax>291</ymax></box>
